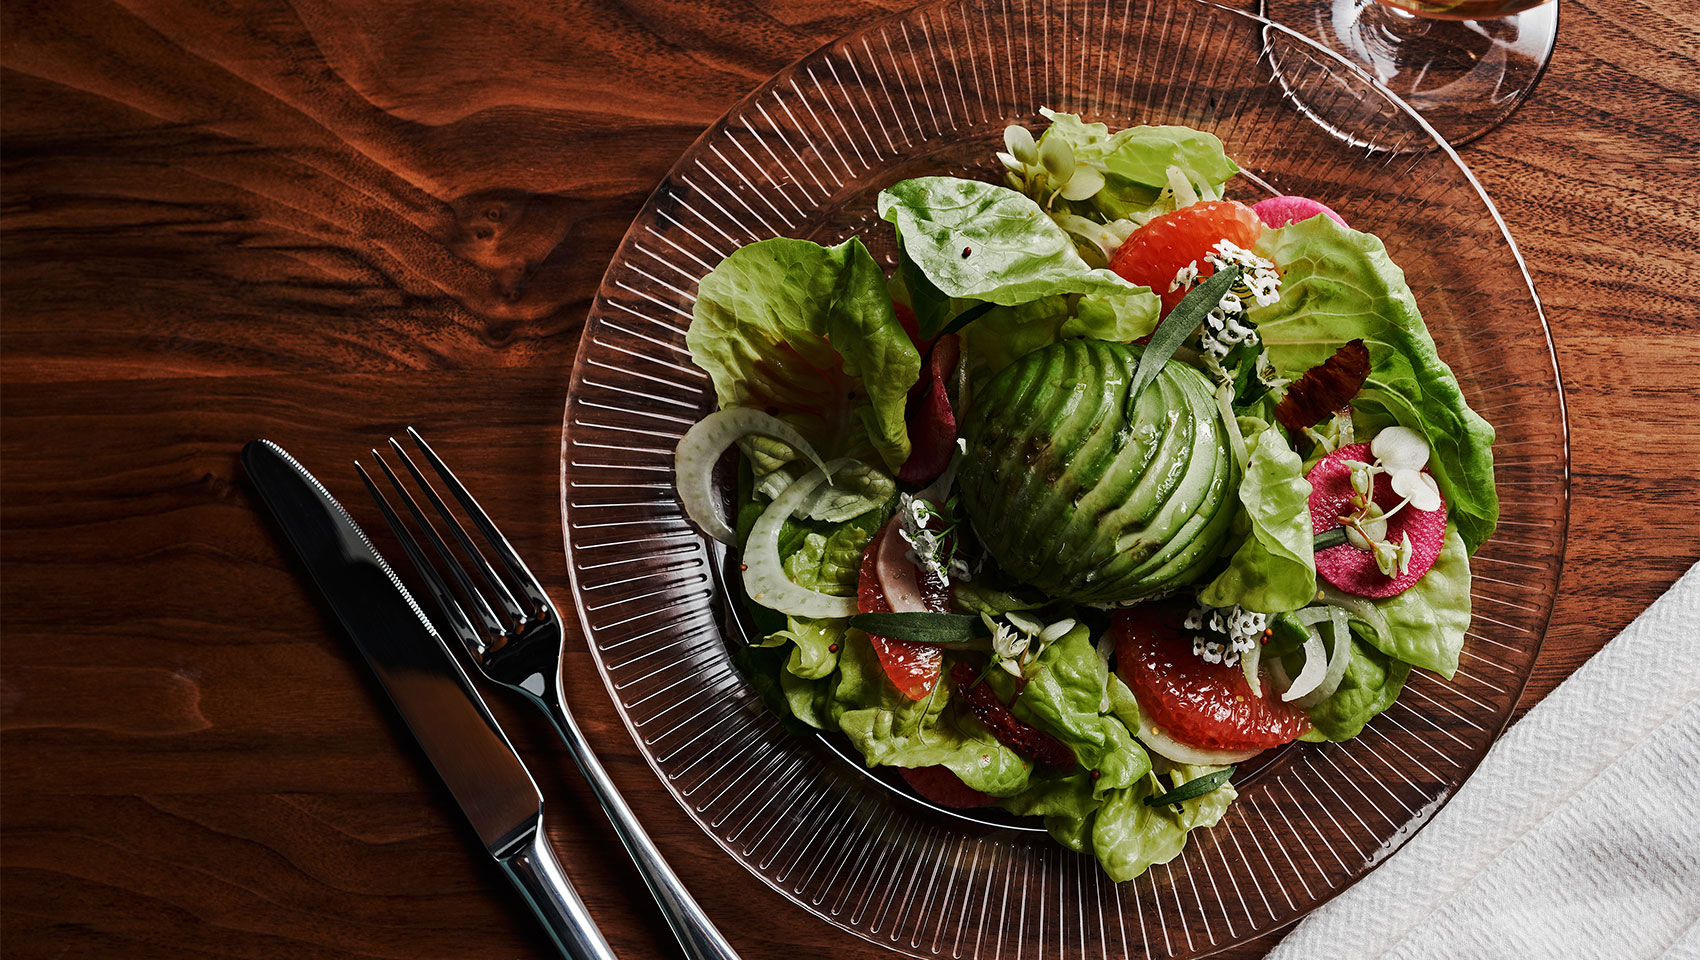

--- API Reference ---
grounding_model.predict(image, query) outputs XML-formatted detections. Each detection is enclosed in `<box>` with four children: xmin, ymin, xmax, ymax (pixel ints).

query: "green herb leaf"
<box><xmin>1313</xmin><ymin>526</ymin><xmax>1349</xmax><ymax>551</ymax></box>
<box><xmin>1142</xmin><ymin>766</ymin><xmax>1236</xmax><ymax>807</ymax></box>
<box><xmin>848</xmin><ymin>611</ymin><xmax>983</xmax><ymax>644</ymax></box>
<box><xmin>1128</xmin><ymin>264</ymin><xmax>1242</xmax><ymax>404</ymax></box>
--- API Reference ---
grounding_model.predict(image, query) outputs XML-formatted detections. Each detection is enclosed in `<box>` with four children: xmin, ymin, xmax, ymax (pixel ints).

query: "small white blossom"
<box><xmin>1205</xmin><ymin>240</ymin><xmax>1281</xmax><ymax>307</ymax></box>
<box><xmin>1183</xmin><ymin>598</ymin><xmax>1267</xmax><ymax>668</ymax></box>
<box><xmin>1169</xmin><ymin>261</ymin><xmax>1200</xmax><ymax>293</ymax></box>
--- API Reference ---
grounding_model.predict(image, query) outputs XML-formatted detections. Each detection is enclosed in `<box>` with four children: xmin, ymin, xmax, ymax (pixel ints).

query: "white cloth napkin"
<box><xmin>1267</xmin><ymin>560</ymin><xmax>1700</xmax><ymax>960</ymax></box>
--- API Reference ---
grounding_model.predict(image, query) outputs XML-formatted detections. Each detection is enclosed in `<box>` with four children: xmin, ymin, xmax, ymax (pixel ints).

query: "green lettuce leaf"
<box><xmin>830</xmin><ymin>633</ymin><xmax>1032</xmax><ymax>796</ymax></box>
<box><xmin>780</xmin><ymin>670</ymin><xmax>835</xmax><ymax>730</ymax></box>
<box><xmin>757</xmin><ymin>507</ymin><xmax>887</xmax><ymax>679</ymax></box>
<box><xmin>1091</xmin><ymin>763</ymin><xmax>1237</xmax><ymax>882</ymax></box>
<box><xmin>1034</xmin><ymin>112</ymin><xmax>1239</xmax><ymax>222</ymax></box>
<box><xmin>1301</xmin><ymin>632</ymin><xmax>1411</xmax><ymax>741</ymax></box>
<box><xmin>994</xmin><ymin>657</ymin><xmax>1154</xmax><ymax>853</ymax></box>
<box><xmin>1252</xmin><ymin>217</ymin><xmax>1497</xmax><ymax>552</ymax></box>
<box><xmin>878</xmin><ymin>177</ymin><xmax>1157</xmax><ymax>337</ymax></box>
<box><xmin>1202</xmin><ymin>420</ymin><xmax>1317</xmax><ymax>613</ymax></box>
<box><xmin>1008</xmin><ymin>625</ymin><xmax>1153</xmax><ymax>780</ymax></box>
<box><xmin>688</xmin><ymin>236</ymin><xmax>921</xmax><ymax>471</ymax></box>
<box><xmin>1321</xmin><ymin>522</ymin><xmax>1472</xmax><ymax>679</ymax></box>
<box><xmin>996</xmin><ymin>769</ymin><xmax>1100</xmax><ymax>851</ymax></box>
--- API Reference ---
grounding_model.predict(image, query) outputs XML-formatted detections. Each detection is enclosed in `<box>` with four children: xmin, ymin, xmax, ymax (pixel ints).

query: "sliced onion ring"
<box><xmin>1138</xmin><ymin>723</ymin><xmax>1261</xmax><ymax>766</ymax></box>
<box><xmin>1280</xmin><ymin>628</ymin><xmax>1329</xmax><ymax>703</ymax></box>
<box><xmin>1281</xmin><ymin>609</ymin><xmax>1355</xmax><ymax>708</ymax></box>
<box><xmin>1299</xmin><ymin>608</ymin><xmax>1354</xmax><ymax>710</ymax></box>
<box><xmin>675</xmin><ymin>408</ymin><xmax>827</xmax><ymax>544</ymax></box>
<box><xmin>1241</xmin><ymin>636</ymin><xmax>1263</xmax><ymax>698</ymax></box>
<box><xmin>741</xmin><ymin>460</ymin><xmax>857</xmax><ymax>619</ymax></box>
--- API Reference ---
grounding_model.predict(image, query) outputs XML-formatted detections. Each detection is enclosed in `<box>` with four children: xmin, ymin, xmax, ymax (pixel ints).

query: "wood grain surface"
<box><xmin>3</xmin><ymin>1</ymin><xmax>1697</xmax><ymax>958</ymax></box>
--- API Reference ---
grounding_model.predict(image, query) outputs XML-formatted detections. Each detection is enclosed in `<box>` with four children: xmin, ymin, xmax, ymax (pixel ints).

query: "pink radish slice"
<box><xmin>898</xmin><ymin>334</ymin><xmax>962</xmax><ymax>485</ymax></box>
<box><xmin>876</xmin><ymin>516</ymin><xmax>930</xmax><ymax>612</ymax></box>
<box><xmin>1307</xmin><ymin>443</ymin><xmax>1446</xmax><ymax>598</ymax></box>
<box><xmin>1253</xmin><ymin>196</ymin><xmax>1348</xmax><ymax>230</ymax></box>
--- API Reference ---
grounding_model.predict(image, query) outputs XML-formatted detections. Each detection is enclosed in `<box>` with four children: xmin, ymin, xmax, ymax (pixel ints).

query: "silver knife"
<box><xmin>242</xmin><ymin>439</ymin><xmax>616</xmax><ymax>960</ymax></box>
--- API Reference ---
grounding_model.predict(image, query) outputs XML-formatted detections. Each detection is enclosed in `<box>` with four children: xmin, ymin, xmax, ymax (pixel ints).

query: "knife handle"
<box><xmin>497</xmin><ymin>820</ymin><xmax>618</xmax><ymax>960</ymax></box>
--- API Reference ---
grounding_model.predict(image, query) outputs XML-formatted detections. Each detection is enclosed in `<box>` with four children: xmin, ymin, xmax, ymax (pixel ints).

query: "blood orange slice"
<box><xmin>1109</xmin><ymin>200</ymin><xmax>1264</xmax><ymax>313</ymax></box>
<box><xmin>1113</xmin><ymin>601</ymin><xmax>1310</xmax><ymax>751</ymax></box>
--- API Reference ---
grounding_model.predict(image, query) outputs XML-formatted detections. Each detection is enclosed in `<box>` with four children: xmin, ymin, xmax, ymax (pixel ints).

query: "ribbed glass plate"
<box><xmin>560</xmin><ymin>2</ymin><xmax>1568</xmax><ymax>956</ymax></box>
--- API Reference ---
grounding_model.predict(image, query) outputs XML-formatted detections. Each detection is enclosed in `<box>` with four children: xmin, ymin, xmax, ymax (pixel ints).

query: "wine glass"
<box><xmin>1260</xmin><ymin>0</ymin><xmax>1559</xmax><ymax>146</ymax></box>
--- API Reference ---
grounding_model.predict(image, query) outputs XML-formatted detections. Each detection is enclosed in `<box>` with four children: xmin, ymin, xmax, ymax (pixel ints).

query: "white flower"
<box><xmin>948</xmin><ymin>556</ymin><xmax>972</xmax><ymax>582</ymax></box>
<box><xmin>1183</xmin><ymin>599</ymin><xmax>1266</xmax><ymax>667</ymax></box>
<box><xmin>1005</xmin><ymin>610</ymin><xmax>1044</xmax><ymax>636</ymax></box>
<box><xmin>1204</xmin><ymin>240</ymin><xmax>1282</xmax><ymax>307</ymax></box>
<box><xmin>984</xmin><ymin>613</ymin><xmax>1030</xmax><ymax>665</ymax></box>
<box><xmin>1169</xmin><ymin>261</ymin><xmax>1200</xmax><ymax>293</ymax></box>
<box><xmin>1372</xmin><ymin>426</ymin><xmax>1442</xmax><ymax>512</ymax></box>
<box><xmin>1039</xmin><ymin>618</ymin><xmax>1077</xmax><ymax>643</ymax></box>
<box><xmin>1003</xmin><ymin>123</ymin><xmax>1038</xmax><ymax>165</ymax></box>
<box><xmin>1060</xmin><ymin>165</ymin><xmax>1105</xmax><ymax>202</ymax></box>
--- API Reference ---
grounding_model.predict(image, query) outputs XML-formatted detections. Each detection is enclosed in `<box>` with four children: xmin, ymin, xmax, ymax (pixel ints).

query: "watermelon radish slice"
<box><xmin>898</xmin><ymin>765</ymin><xmax>995</xmax><ymax>808</ymax></box>
<box><xmin>1252</xmin><ymin>196</ymin><xmax>1348</xmax><ymax>230</ymax></box>
<box><xmin>1308</xmin><ymin>442</ymin><xmax>1446</xmax><ymax>598</ymax></box>
<box><xmin>898</xmin><ymin>334</ymin><xmax>961</xmax><ymax>485</ymax></box>
<box><xmin>858</xmin><ymin>519</ymin><xmax>947</xmax><ymax>700</ymax></box>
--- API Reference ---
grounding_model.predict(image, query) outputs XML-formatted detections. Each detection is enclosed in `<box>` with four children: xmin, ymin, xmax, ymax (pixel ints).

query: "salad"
<box><xmin>671</xmin><ymin>111</ymin><xmax>1495</xmax><ymax>882</ymax></box>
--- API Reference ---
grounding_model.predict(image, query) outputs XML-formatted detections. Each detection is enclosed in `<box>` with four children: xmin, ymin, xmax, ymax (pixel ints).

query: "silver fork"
<box><xmin>358</xmin><ymin>428</ymin><xmax>740</xmax><ymax>960</ymax></box>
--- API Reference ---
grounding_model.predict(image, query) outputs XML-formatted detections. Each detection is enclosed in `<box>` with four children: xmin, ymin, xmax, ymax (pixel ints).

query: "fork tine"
<box><xmin>357</xmin><ymin>459</ymin><xmax>486</xmax><ymax>654</ymax></box>
<box><xmin>386</xmin><ymin>436</ymin><xmax>529</xmax><ymax>623</ymax></box>
<box><xmin>368</xmin><ymin>447</ymin><xmax>509</xmax><ymax>645</ymax></box>
<box><xmin>405</xmin><ymin>427</ymin><xmax>551</xmax><ymax>611</ymax></box>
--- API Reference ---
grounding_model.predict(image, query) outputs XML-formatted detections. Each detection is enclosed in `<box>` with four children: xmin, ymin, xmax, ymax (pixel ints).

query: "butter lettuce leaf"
<box><xmin>1300</xmin><ymin>633</ymin><xmax>1411</xmax><ymax>741</ymax></box>
<box><xmin>1007</xmin><ymin>625</ymin><xmax>1153</xmax><ymax>783</ymax></box>
<box><xmin>757</xmin><ymin>507</ymin><xmax>887</xmax><ymax>680</ymax></box>
<box><xmin>688</xmin><ymin>237</ymin><xmax>920</xmax><ymax>471</ymax></box>
<box><xmin>878</xmin><ymin>177</ymin><xmax>1157</xmax><ymax>338</ymax></box>
<box><xmin>830</xmin><ymin>632</ymin><xmax>1032</xmax><ymax>797</ymax></box>
<box><xmin>1091</xmin><ymin>763</ymin><xmax>1237</xmax><ymax>883</ymax></box>
<box><xmin>1321</xmin><ymin>522</ymin><xmax>1473</xmax><ymax>679</ymax></box>
<box><xmin>1034</xmin><ymin>112</ymin><xmax>1239</xmax><ymax>223</ymax></box>
<box><xmin>1252</xmin><ymin>217</ymin><xmax>1497</xmax><ymax>552</ymax></box>
<box><xmin>1202</xmin><ymin>419</ymin><xmax>1317</xmax><ymax>613</ymax></box>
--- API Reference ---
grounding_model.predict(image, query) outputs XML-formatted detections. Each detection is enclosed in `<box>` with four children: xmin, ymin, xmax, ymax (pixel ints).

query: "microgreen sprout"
<box><xmin>1182</xmin><ymin>598</ymin><xmax>1267</xmax><ymax>667</ymax></box>
<box><xmin>1328</xmin><ymin>427</ymin><xmax>1442</xmax><ymax>574</ymax></box>
<box><xmin>982</xmin><ymin>610</ymin><xmax>1077</xmax><ymax>677</ymax></box>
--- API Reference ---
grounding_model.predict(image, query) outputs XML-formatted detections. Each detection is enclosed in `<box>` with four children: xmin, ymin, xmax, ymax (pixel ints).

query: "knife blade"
<box><xmin>241</xmin><ymin>439</ymin><xmax>615</xmax><ymax>960</ymax></box>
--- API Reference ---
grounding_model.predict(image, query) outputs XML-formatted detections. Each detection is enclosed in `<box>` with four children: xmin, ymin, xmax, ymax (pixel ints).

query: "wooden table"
<box><xmin>4</xmin><ymin>1</ymin><xmax>1696</xmax><ymax>957</ymax></box>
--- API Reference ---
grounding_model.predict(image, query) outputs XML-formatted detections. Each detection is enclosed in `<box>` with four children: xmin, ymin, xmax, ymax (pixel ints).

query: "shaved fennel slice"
<box><xmin>1280</xmin><ymin>626</ymin><xmax>1329</xmax><ymax>703</ymax></box>
<box><xmin>1138</xmin><ymin>723</ymin><xmax>1260</xmax><ymax>766</ymax></box>
<box><xmin>676</xmin><ymin>408</ymin><xmax>827</xmax><ymax>544</ymax></box>
<box><xmin>742</xmin><ymin>460</ymin><xmax>858</xmax><ymax>619</ymax></box>
<box><xmin>1282</xmin><ymin>608</ymin><xmax>1353</xmax><ymax>708</ymax></box>
<box><xmin>1241</xmin><ymin>636</ymin><xmax>1263</xmax><ymax>698</ymax></box>
<box><xmin>1301</xmin><ymin>608</ymin><xmax>1354</xmax><ymax>709</ymax></box>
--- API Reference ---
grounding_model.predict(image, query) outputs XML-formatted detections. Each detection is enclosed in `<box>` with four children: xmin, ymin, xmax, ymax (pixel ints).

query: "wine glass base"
<box><xmin>1260</xmin><ymin>0</ymin><xmax>1558</xmax><ymax>147</ymax></box>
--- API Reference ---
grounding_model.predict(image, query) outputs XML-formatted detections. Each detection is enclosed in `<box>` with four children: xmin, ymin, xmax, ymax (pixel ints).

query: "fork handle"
<box><xmin>542</xmin><ymin>694</ymin><xmax>742</xmax><ymax>960</ymax></box>
<box><xmin>497</xmin><ymin>818</ymin><xmax>619</xmax><ymax>960</ymax></box>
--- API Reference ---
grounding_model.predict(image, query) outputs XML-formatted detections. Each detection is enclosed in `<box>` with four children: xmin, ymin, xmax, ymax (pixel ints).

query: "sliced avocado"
<box><xmin>960</xmin><ymin>339</ymin><xmax>1237</xmax><ymax>604</ymax></box>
